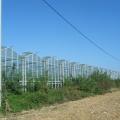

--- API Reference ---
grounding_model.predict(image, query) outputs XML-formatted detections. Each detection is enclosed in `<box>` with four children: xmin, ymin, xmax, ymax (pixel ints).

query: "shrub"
<box><xmin>48</xmin><ymin>89</ymin><xmax>64</xmax><ymax>104</ymax></box>
<box><xmin>63</xmin><ymin>86</ymin><xmax>81</xmax><ymax>100</ymax></box>
<box><xmin>27</xmin><ymin>76</ymin><xmax>48</xmax><ymax>93</ymax></box>
<box><xmin>88</xmin><ymin>71</ymin><xmax>113</xmax><ymax>93</ymax></box>
<box><xmin>115</xmin><ymin>79</ymin><xmax>120</xmax><ymax>88</ymax></box>
<box><xmin>2</xmin><ymin>70</ymin><xmax>120</xmax><ymax>113</ymax></box>
<box><xmin>5</xmin><ymin>80</ymin><xmax>22</xmax><ymax>95</ymax></box>
<box><xmin>29</xmin><ymin>92</ymin><xmax>48</xmax><ymax>104</ymax></box>
<box><xmin>7</xmin><ymin>92</ymin><xmax>48</xmax><ymax>112</ymax></box>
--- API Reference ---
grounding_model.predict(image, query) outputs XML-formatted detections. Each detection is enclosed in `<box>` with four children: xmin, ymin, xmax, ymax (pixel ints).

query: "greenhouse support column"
<box><xmin>51</xmin><ymin>58</ymin><xmax>53</xmax><ymax>88</ymax></box>
<box><xmin>32</xmin><ymin>55</ymin><xmax>33</xmax><ymax>77</ymax></box>
<box><xmin>0</xmin><ymin>0</ymin><xmax>2</xmax><ymax>107</ymax></box>
<box><xmin>11</xmin><ymin>47</ymin><xmax>13</xmax><ymax>67</ymax></box>
<box><xmin>27</xmin><ymin>56</ymin><xmax>29</xmax><ymax>73</ymax></box>
<box><xmin>40</xmin><ymin>58</ymin><xmax>42</xmax><ymax>76</ymax></box>
<box><xmin>118</xmin><ymin>72</ymin><xmax>120</xmax><ymax>79</ymax></box>
<box><xmin>4</xmin><ymin>47</ymin><xmax>7</xmax><ymax>76</ymax></box>
<box><xmin>54</xmin><ymin>59</ymin><xmax>57</xmax><ymax>89</ymax></box>
<box><xmin>24</xmin><ymin>58</ymin><xmax>27</xmax><ymax>92</ymax></box>
<box><xmin>11</xmin><ymin>47</ymin><xmax>14</xmax><ymax>81</ymax></box>
<box><xmin>47</xmin><ymin>59</ymin><xmax>50</xmax><ymax>82</ymax></box>
<box><xmin>36</xmin><ymin>57</ymin><xmax>38</xmax><ymax>78</ymax></box>
<box><xmin>56</xmin><ymin>60</ymin><xmax>58</xmax><ymax>88</ymax></box>
<box><xmin>16</xmin><ymin>55</ymin><xmax>19</xmax><ymax>73</ymax></box>
<box><xmin>32</xmin><ymin>54</ymin><xmax>34</xmax><ymax>86</ymax></box>
<box><xmin>81</xmin><ymin>65</ymin><xmax>84</xmax><ymax>78</ymax></box>
<box><xmin>62</xmin><ymin>62</ymin><xmax>64</xmax><ymax>86</ymax></box>
<box><xmin>22</xmin><ymin>59</ymin><xmax>25</xmax><ymax>91</ymax></box>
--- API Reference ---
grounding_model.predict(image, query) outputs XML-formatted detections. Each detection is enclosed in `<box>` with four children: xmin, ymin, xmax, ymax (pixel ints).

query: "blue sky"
<box><xmin>2</xmin><ymin>0</ymin><xmax>120</xmax><ymax>71</ymax></box>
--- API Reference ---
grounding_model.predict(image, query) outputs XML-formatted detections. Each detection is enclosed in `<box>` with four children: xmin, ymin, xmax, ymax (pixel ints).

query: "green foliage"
<box><xmin>27</xmin><ymin>76</ymin><xmax>48</xmax><ymax>93</ymax></box>
<box><xmin>47</xmin><ymin>89</ymin><xmax>64</xmax><ymax>104</ymax></box>
<box><xmin>90</xmin><ymin>71</ymin><xmax>112</xmax><ymax>91</ymax></box>
<box><xmin>34</xmin><ymin>77</ymin><xmax>48</xmax><ymax>93</ymax></box>
<box><xmin>78</xmin><ymin>71</ymin><xmax>114</xmax><ymax>94</ymax></box>
<box><xmin>26</xmin><ymin>79</ymin><xmax>35</xmax><ymax>92</ymax></box>
<box><xmin>5</xmin><ymin>80</ymin><xmax>22</xmax><ymax>95</ymax></box>
<box><xmin>7</xmin><ymin>93</ymin><xmax>30</xmax><ymax>112</ymax></box>
<box><xmin>1</xmin><ymin>70</ymin><xmax>120</xmax><ymax>113</ymax></box>
<box><xmin>64</xmin><ymin>71</ymin><xmax>118</xmax><ymax>95</ymax></box>
<box><xmin>6</xmin><ymin>90</ymin><xmax>63</xmax><ymax>112</ymax></box>
<box><xmin>29</xmin><ymin>92</ymin><xmax>48</xmax><ymax>105</ymax></box>
<box><xmin>63</xmin><ymin>86</ymin><xmax>81</xmax><ymax>100</ymax></box>
<box><xmin>79</xmin><ymin>78</ymin><xmax>99</xmax><ymax>93</ymax></box>
<box><xmin>7</xmin><ymin>92</ymin><xmax>48</xmax><ymax>112</ymax></box>
<box><xmin>114</xmin><ymin>79</ymin><xmax>120</xmax><ymax>88</ymax></box>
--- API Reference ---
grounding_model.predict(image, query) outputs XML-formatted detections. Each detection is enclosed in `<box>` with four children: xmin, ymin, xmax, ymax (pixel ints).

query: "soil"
<box><xmin>1</xmin><ymin>90</ymin><xmax>120</xmax><ymax>120</ymax></box>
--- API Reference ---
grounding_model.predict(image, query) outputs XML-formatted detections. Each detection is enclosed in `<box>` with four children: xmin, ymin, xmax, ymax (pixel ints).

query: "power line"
<box><xmin>41</xmin><ymin>0</ymin><xmax>120</xmax><ymax>62</ymax></box>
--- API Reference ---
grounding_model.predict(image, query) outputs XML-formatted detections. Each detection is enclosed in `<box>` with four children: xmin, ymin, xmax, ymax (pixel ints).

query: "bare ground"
<box><xmin>1</xmin><ymin>91</ymin><xmax>120</xmax><ymax>120</ymax></box>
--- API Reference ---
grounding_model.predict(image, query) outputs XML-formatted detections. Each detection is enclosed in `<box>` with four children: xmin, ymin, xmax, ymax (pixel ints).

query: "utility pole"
<box><xmin>0</xmin><ymin>0</ymin><xmax>2</xmax><ymax>107</ymax></box>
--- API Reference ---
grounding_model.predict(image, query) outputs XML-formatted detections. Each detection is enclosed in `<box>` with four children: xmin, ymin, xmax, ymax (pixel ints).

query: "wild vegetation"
<box><xmin>0</xmin><ymin>71</ymin><xmax>120</xmax><ymax>114</ymax></box>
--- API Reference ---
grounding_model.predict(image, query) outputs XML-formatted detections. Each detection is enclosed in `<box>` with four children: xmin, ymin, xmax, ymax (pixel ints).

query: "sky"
<box><xmin>2</xmin><ymin>0</ymin><xmax>120</xmax><ymax>71</ymax></box>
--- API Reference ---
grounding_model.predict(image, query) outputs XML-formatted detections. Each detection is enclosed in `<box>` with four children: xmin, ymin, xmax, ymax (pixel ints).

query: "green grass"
<box><xmin>5</xmin><ymin>89</ymin><xmax>90</xmax><ymax>113</ymax></box>
<box><xmin>1</xmin><ymin>71</ymin><xmax>120</xmax><ymax>113</ymax></box>
<box><xmin>7</xmin><ymin>92</ymin><xmax>48</xmax><ymax>112</ymax></box>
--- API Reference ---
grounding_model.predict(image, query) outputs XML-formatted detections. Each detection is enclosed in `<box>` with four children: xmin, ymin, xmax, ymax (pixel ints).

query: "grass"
<box><xmin>5</xmin><ymin>89</ymin><xmax>92</xmax><ymax>113</ymax></box>
<box><xmin>0</xmin><ymin>71</ymin><xmax>120</xmax><ymax>114</ymax></box>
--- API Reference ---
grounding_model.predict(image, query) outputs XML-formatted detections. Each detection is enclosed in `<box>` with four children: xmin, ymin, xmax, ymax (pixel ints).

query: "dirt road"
<box><xmin>2</xmin><ymin>91</ymin><xmax>120</xmax><ymax>120</ymax></box>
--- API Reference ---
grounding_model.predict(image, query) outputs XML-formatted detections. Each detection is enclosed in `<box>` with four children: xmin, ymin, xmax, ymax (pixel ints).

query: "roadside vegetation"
<box><xmin>0</xmin><ymin>71</ymin><xmax>120</xmax><ymax>114</ymax></box>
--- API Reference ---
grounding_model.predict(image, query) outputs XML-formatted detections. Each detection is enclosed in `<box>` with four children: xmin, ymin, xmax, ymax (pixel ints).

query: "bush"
<box><xmin>28</xmin><ymin>92</ymin><xmax>48</xmax><ymax>105</ymax></box>
<box><xmin>5</xmin><ymin>80</ymin><xmax>22</xmax><ymax>95</ymax></box>
<box><xmin>88</xmin><ymin>71</ymin><xmax>113</xmax><ymax>93</ymax></box>
<box><xmin>2</xmin><ymin>70</ymin><xmax>120</xmax><ymax>113</ymax></box>
<box><xmin>7</xmin><ymin>92</ymin><xmax>48</xmax><ymax>112</ymax></box>
<box><xmin>63</xmin><ymin>86</ymin><xmax>81</xmax><ymax>100</ymax></box>
<box><xmin>27</xmin><ymin>77</ymin><xmax>48</xmax><ymax>93</ymax></box>
<box><xmin>64</xmin><ymin>71</ymin><xmax>114</xmax><ymax>94</ymax></box>
<box><xmin>115</xmin><ymin>79</ymin><xmax>120</xmax><ymax>88</ymax></box>
<box><xmin>48</xmin><ymin>89</ymin><xmax>64</xmax><ymax>104</ymax></box>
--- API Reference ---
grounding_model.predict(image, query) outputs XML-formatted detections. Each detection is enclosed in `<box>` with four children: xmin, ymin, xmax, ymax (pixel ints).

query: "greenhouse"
<box><xmin>1</xmin><ymin>46</ymin><xmax>120</xmax><ymax>90</ymax></box>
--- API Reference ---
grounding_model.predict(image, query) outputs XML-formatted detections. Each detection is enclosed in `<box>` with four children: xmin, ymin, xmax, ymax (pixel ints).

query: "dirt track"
<box><xmin>2</xmin><ymin>91</ymin><xmax>120</xmax><ymax>120</ymax></box>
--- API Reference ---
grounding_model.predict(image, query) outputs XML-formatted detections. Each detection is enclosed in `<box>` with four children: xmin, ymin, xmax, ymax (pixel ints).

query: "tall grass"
<box><xmin>1</xmin><ymin>71</ymin><xmax>120</xmax><ymax>113</ymax></box>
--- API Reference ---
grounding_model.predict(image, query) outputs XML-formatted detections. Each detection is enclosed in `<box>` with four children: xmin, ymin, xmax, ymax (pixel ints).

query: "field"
<box><xmin>1</xmin><ymin>90</ymin><xmax>120</xmax><ymax>120</ymax></box>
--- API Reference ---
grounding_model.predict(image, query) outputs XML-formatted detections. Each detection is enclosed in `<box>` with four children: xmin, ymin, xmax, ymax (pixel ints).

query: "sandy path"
<box><xmin>1</xmin><ymin>91</ymin><xmax>120</xmax><ymax>120</ymax></box>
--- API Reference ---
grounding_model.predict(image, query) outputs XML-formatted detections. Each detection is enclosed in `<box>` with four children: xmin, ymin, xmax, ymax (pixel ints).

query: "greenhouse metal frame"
<box><xmin>1</xmin><ymin>46</ymin><xmax>120</xmax><ymax>91</ymax></box>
